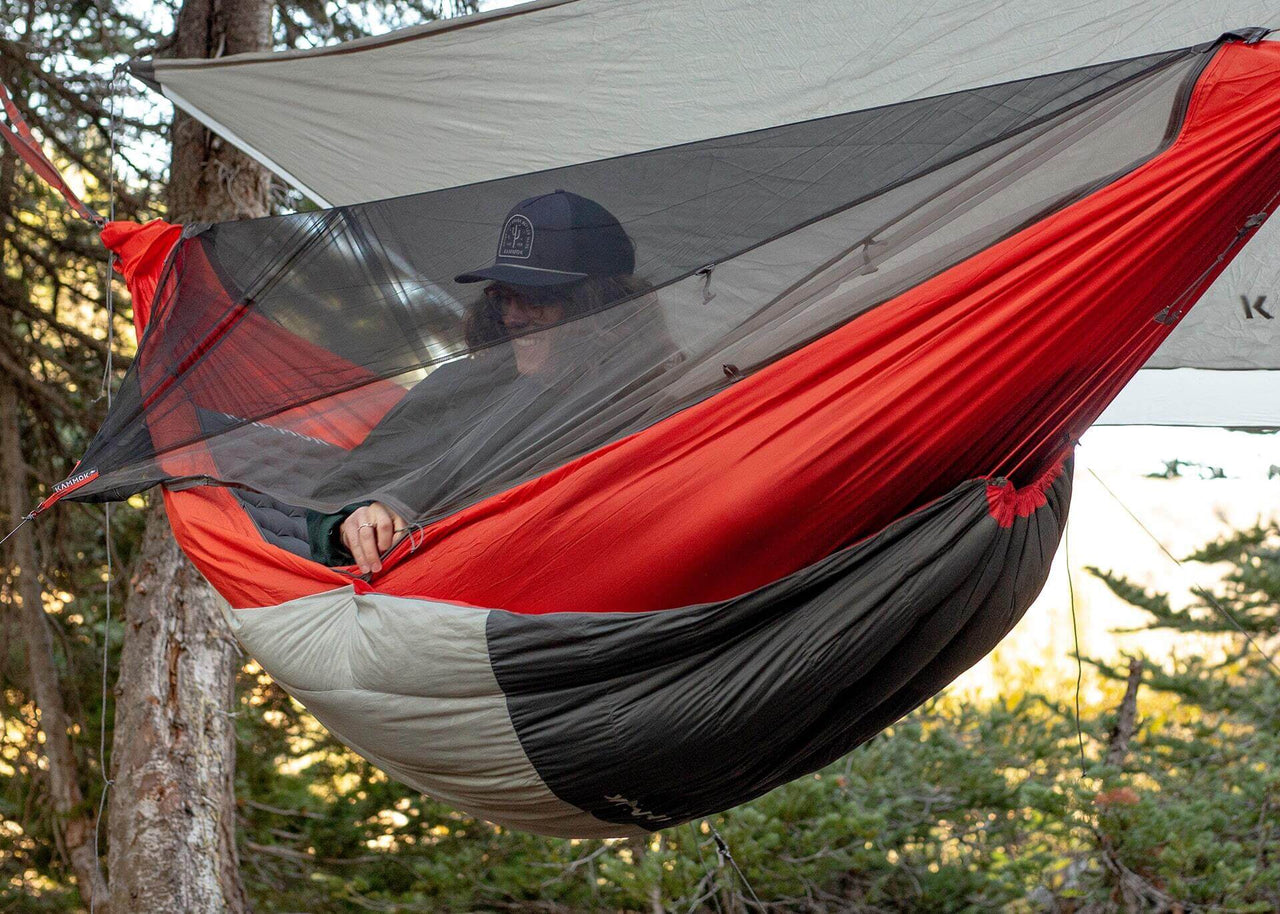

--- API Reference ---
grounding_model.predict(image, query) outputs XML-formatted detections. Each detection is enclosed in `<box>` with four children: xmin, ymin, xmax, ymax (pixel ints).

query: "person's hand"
<box><xmin>340</xmin><ymin>502</ymin><xmax>409</xmax><ymax>574</ymax></box>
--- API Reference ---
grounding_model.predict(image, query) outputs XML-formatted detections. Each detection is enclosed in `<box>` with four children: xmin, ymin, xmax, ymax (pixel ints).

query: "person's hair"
<box><xmin>462</xmin><ymin>275</ymin><xmax>679</xmax><ymax>373</ymax></box>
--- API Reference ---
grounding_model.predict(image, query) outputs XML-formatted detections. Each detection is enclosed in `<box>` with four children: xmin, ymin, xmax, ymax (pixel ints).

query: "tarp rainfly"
<box><xmin>132</xmin><ymin>0</ymin><xmax>1280</xmax><ymax>428</ymax></box>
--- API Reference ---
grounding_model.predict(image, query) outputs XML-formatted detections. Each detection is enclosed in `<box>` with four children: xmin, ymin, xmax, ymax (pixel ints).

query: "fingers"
<box><xmin>372</xmin><ymin>506</ymin><xmax>396</xmax><ymax>554</ymax></box>
<box><xmin>340</xmin><ymin>506</ymin><xmax>377</xmax><ymax>574</ymax></box>
<box><xmin>387</xmin><ymin>507</ymin><xmax>409</xmax><ymax>548</ymax></box>
<box><xmin>340</xmin><ymin>503</ymin><xmax>404</xmax><ymax>574</ymax></box>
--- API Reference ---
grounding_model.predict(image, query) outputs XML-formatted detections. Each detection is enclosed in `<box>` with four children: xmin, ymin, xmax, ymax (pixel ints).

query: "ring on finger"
<box><xmin>358</xmin><ymin>522</ymin><xmax>376</xmax><ymax>530</ymax></box>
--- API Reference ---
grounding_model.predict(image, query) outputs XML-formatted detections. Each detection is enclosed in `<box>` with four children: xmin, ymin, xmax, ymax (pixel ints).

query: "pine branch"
<box><xmin>0</xmin><ymin>342</ymin><xmax>77</xmax><ymax>417</ymax></box>
<box><xmin>0</xmin><ymin>274</ymin><xmax>131</xmax><ymax>371</ymax></box>
<box><xmin>8</xmin><ymin>213</ymin><xmax>106</xmax><ymax>259</ymax></box>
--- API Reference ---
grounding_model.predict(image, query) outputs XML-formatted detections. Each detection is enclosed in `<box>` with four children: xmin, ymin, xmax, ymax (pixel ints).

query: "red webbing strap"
<box><xmin>32</xmin><ymin>467</ymin><xmax>100</xmax><ymax>516</ymax></box>
<box><xmin>0</xmin><ymin>79</ymin><xmax>103</xmax><ymax>225</ymax></box>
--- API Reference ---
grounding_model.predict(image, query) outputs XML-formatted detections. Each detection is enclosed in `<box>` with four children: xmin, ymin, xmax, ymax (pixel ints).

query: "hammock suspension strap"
<box><xmin>0</xmin><ymin>78</ymin><xmax>104</xmax><ymax>225</ymax></box>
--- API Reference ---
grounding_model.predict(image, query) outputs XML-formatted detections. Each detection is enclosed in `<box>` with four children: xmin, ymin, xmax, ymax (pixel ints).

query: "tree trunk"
<box><xmin>106</xmin><ymin>0</ymin><xmax>271</xmax><ymax>910</ymax></box>
<box><xmin>0</xmin><ymin>379</ymin><xmax>108</xmax><ymax>909</ymax></box>
<box><xmin>166</xmin><ymin>0</ymin><xmax>275</xmax><ymax>224</ymax></box>
<box><xmin>107</xmin><ymin>502</ymin><xmax>250</xmax><ymax>914</ymax></box>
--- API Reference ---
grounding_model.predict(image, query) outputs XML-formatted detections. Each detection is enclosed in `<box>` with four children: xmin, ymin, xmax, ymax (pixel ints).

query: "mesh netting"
<box><xmin>78</xmin><ymin>46</ymin><xmax>1206</xmax><ymax>542</ymax></box>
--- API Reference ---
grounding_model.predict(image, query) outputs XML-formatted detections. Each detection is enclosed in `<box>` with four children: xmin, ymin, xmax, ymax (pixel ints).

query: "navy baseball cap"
<box><xmin>455</xmin><ymin>190</ymin><xmax>636</xmax><ymax>286</ymax></box>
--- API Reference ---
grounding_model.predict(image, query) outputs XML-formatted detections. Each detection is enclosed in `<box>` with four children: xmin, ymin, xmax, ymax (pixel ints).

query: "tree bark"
<box><xmin>166</xmin><ymin>0</ymin><xmax>274</xmax><ymax>224</ymax></box>
<box><xmin>0</xmin><ymin>378</ymin><xmax>108</xmax><ymax>909</ymax></box>
<box><xmin>106</xmin><ymin>0</ymin><xmax>271</xmax><ymax>910</ymax></box>
<box><xmin>107</xmin><ymin>502</ymin><xmax>250</xmax><ymax>914</ymax></box>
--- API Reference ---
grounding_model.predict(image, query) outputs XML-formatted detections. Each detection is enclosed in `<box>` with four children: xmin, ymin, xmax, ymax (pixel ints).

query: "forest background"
<box><xmin>0</xmin><ymin>1</ymin><xmax>1277</xmax><ymax>911</ymax></box>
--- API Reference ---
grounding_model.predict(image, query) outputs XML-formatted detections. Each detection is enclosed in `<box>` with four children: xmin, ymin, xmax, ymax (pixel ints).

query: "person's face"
<box><xmin>487</xmin><ymin>284</ymin><xmax>569</xmax><ymax>375</ymax></box>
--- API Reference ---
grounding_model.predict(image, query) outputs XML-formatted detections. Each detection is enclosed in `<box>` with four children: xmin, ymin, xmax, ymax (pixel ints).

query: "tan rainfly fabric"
<box><xmin>145</xmin><ymin>0</ymin><xmax>1280</xmax><ymax>205</ymax></box>
<box><xmin>222</xmin><ymin>587</ymin><xmax>641</xmax><ymax>838</ymax></box>
<box><xmin>1097</xmin><ymin>370</ymin><xmax>1280</xmax><ymax>427</ymax></box>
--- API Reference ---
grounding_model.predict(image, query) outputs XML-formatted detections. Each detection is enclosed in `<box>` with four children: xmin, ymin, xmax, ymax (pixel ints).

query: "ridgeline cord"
<box><xmin>1087</xmin><ymin>466</ymin><xmax>1280</xmax><ymax>683</ymax></box>
<box><xmin>0</xmin><ymin>513</ymin><xmax>33</xmax><ymax>548</ymax></box>
<box><xmin>710</xmin><ymin>825</ymin><xmax>764</xmax><ymax>911</ymax></box>
<box><xmin>687</xmin><ymin>821</ymin><xmax>726</xmax><ymax>914</ymax></box>
<box><xmin>1065</xmin><ymin>515</ymin><xmax>1088</xmax><ymax>777</ymax></box>
<box><xmin>89</xmin><ymin>64</ymin><xmax>124</xmax><ymax>914</ymax></box>
<box><xmin>97</xmin><ymin>65</ymin><xmax>120</xmax><ymax>402</ymax></box>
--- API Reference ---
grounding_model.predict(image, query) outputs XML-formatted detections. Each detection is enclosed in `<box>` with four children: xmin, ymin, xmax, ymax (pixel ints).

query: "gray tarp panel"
<box><xmin>139</xmin><ymin>1</ymin><xmax>1280</xmax><ymax>204</ymax></box>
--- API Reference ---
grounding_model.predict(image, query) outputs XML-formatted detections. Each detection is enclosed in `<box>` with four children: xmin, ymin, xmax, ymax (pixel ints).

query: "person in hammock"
<box><xmin>306</xmin><ymin>190</ymin><xmax>677</xmax><ymax>573</ymax></box>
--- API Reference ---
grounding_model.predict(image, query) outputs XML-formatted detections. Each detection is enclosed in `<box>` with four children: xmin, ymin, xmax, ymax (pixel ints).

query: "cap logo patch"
<box><xmin>498</xmin><ymin>214</ymin><xmax>534</xmax><ymax>260</ymax></box>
